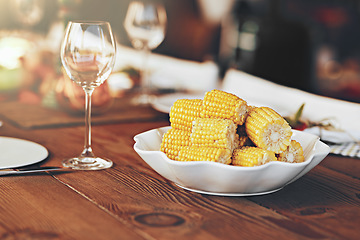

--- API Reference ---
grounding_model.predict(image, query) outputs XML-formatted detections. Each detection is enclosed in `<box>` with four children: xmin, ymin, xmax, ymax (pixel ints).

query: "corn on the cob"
<box><xmin>245</xmin><ymin>107</ymin><xmax>292</xmax><ymax>154</ymax></box>
<box><xmin>201</xmin><ymin>89</ymin><xmax>248</xmax><ymax>125</ymax></box>
<box><xmin>160</xmin><ymin>128</ymin><xmax>191</xmax><ymax>160</ymax></box>
<box><xmin>178</xmin><ymin>146</ymin><xmax>232</xmax><ymax>164</ymax></box>
<box><xmin>278</xmin><ymin>140</ymin><xmax>305</xmax><ymax>163</ymax></box>
<box><xmin>169</xmin><ymin>99</ymin><xmax>202</xmax><ymax>131</ymax></box>
<box><xmin>232</xmin><ymin>146</ymin><xmax>277</xmax><ymax>167</ymax></box>
<box><xmin>191</xmin><ymin>118</ymin><xmax>238</xmax><ymax>151</ymax></box>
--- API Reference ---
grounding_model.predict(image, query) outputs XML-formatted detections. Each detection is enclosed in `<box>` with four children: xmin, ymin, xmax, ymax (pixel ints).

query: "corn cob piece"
<box><xmin>191</xmin><ymin>118</ymin><xmax>238</xmax><ymax>152</ymax></box>
<box><xmin>245</xmin><ymin>107</ymin><xmax>292</xmax><ymax>154</ymax></box>
<box><xmin>169</xmin><ymin>99</ymin><xmax>202</xmax><ymax>131</ymax></box>
<box><xmin>160</xmin><ymin>128</ymin><xmax>191</xmax><ymax>160</ymax></box>
<box><xmin>278</xmin><ymin>140</ymin><xmax>305</xmax><ymax>163</ymax></box>
<box><xmin>201</xmin><ymin>89</ymin><xmax>248</xmax><ymax>125</ymax></box>
<box><xmin>178</xmin><ymin>146</ymin><xmax>232</xmax><ymax>164</ymax></box>
<box><xmin>232</xmin><ymin>146</ymin><xmax>277</xmax><ymax>167</ymax></box>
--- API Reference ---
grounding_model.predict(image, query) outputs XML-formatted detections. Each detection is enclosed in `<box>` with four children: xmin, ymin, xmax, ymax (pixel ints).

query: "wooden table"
<box><xmin>0</xmin><ymin>105</ymin><xmax>359</xmax><ymax>240</ymax></box>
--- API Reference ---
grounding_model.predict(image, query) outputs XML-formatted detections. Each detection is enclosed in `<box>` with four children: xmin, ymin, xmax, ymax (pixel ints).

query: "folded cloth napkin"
<box><xmin>328</xmin><ymin>142</ymin><xmax>360</xmax><ymax>158</ymax></box>
<box><xmin>114</xmin><ymin>45</ymin><xmax>219</xmax><ymax>92</ymax></box>
<box><xmin>304</xmin><ymin>127</ymin><xmax>359</xmax><ymax>143</ymax></box>
<box><xmin>221</xmin><ymin>69</ymin><xmax>360</xmax><ymax>145</ymax></box>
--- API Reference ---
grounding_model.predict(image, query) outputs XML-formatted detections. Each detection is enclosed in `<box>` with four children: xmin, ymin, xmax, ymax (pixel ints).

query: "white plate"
<box><xmin>0</xmin><ymin>137</ymin><xmax>48</xmax><ymax>169</ymax></box>
<box><xmin>133</xmin><ymin>127</ymin><xmax>330</xmax><ymax>196</ymax></box>
<box><xmin>151</xmin><ymin>93</ymin><xmax>204</xmax><ymax>113</ymax></box>
<box><xmin>151</xmin><ymin>93</ymin><xmax>292</xmax><ymax>116</ymax></box>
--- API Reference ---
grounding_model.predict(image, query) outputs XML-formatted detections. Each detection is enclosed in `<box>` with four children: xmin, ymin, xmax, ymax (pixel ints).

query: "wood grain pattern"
<box><xmin>248</xmin><ymin>166</ymin><xmax>360</xmax><ymax>239</ymax></box>
<box><xmin>0</xmin><ymin>115</ymin><xmax>359</xmax><ymax>240</ymax></box>
<box><xmin>0</xmin><ymin>174</ymin><xmax>143</xmax><ymax>239</ymax></box>
<box><xmin>321</xmin><ymin>155</ymin><xmax>360</xmax><ymax>179</ymax></box>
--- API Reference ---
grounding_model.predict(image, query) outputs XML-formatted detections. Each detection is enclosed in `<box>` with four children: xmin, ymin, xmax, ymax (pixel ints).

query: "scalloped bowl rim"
<box><xmin>133</xmin><ymin>126</ymin><xmax>330</xmax><ymax>196</ymax></box>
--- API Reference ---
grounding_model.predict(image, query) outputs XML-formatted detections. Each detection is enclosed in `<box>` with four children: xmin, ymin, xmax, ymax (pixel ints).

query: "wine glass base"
<box><xmin>62</xmin><ymin>156</ymin><xmax>113</xmax><ymax>170</ymax></box>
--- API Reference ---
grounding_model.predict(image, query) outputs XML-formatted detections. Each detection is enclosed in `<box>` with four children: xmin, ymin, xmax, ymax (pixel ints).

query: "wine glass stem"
<box><xmin>141</xmin><ymin>46</ymin><xmax>150</xmax><ymax>96</ymax></box>
<box><xmin>81</xmin><ymin>88</ymin><xmax>95</xmax><ymax>158</ymax></box>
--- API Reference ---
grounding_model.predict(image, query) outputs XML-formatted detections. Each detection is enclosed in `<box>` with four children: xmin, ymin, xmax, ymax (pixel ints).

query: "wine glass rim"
<box><xmin>69</xmin><ymin>20</ymin><xmax>111</xmax><ymax>25</ymax></box>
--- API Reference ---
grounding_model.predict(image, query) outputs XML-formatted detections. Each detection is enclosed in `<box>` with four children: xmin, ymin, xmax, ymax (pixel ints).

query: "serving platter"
<box><xmin>133</xmin><ymin>127</ymin><xmax>330</xmax><ymax>196</ymax></box>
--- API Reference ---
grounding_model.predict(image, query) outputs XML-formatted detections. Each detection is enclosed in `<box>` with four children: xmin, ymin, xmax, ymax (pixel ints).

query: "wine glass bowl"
<box><xmin>62</xmin><ymin>25</ymin><xmax>115</xmax><ymax>89</ymax></box>
<box><xmin>60</xmin><ymin>21</ymin><xmax>116</xmax><ymax>170</ymax></box>
<box><xmin>124</xmin><ymin>2</ymin><xmax>166</xmax><ymax>50</ymax></box>
<box><xmin>124</xmin><ymin>1</ymin><xmax>167</xmax><ymax>105</ymax></box>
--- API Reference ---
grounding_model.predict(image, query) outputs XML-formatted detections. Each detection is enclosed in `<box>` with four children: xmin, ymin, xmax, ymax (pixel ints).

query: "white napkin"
<box><xmin>304</xmin><ymin>127</ymin><xmax>359</xmax><ymax>143</ymax></box>
<box><xmin>221</xmin><ymin>68</ymin><xmax>360</xmax><ymax>144</ymax></box>
<box><xmin>114</xmin><ymin>44</ymin><xmax>219</xmax><ymax>92</ymax></box>
<box><xmin>329</xmin><ymin>142</ymin><xmax>360</xmax><ymax>158</ymax></box>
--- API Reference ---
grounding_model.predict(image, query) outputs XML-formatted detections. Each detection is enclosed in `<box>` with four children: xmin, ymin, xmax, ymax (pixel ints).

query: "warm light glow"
<box><xmin>0</xmin><ymin>37</ymin><xmax>32</xmax><ymax>69</ymax></box>
<box><xmin>197</xmin><ymin>0</ymin><xmax>235</xmax><ymax>24</ymax></box>
<box><xmin>107</xmin><ymin>72</ymin><xmax>133</xmax><ymax>90</ymax></box>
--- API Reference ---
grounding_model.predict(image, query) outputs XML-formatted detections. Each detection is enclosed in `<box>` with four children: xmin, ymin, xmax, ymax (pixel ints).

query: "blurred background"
<box><xmin>0</xmin><ymin>0</ymin><xmax>360</xmax><ymax>106</ymax></box>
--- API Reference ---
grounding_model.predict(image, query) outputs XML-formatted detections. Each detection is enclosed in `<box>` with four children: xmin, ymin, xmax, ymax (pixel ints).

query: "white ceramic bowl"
<box><xmin>133</xmin><ymin>127</ymin><xmax>330</xmax><ymax>196</ymax></box>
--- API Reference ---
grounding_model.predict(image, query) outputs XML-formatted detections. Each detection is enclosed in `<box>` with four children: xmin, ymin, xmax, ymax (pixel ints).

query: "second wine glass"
<box><xmin>124</xmin><ymin>1</ymin><xmax>167</xmax><ymax>105</ymax></box>
<box><xmin>60</xmin><ymin>21</ymin><xmax>116</xmax><ymax>170</ymax></box>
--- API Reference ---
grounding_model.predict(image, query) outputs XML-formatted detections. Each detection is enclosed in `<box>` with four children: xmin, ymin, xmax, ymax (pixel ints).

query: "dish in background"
<box><xmin>133</xmin><ymin>127</ymin><xmax>330</xmax><ymax>196</ymax></box>
<box><xmin>0</xmin><ymin>137</ymin><xmax>48</xmax><ymax>169</ymax></box>
<box><xmin>151</xmin><ymin>92</ymin><xmax>291</xmax><ymax>116</ymax></box>
<box><xmin>151</xmin><ymin>93</ymin><xmax>204</xmax><ymax>113</ymax></box>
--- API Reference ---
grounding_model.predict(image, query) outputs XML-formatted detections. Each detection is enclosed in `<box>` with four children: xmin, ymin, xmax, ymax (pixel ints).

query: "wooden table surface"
<box><xmin>0</xmin><ymin>105</ymin><xmax>359</xmax><ymax>240</ymax></box>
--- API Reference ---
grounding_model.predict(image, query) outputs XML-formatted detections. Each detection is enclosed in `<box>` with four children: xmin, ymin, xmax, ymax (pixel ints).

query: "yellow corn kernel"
<box><xmin>160</xmin><ymin>128</ymin><xmax>191</xmax><ymax>160</ymax></box>
<box><xmin>178</xmin><ymin>146</ymin><xmax>232</xmax><ymax>164</ymax></box>
<box><xmin>278</xmin><ymin>140</ymin><xmax>305</xmax><ymax>163</ymax></box>
<box><xmin>232</xmin><ymin>146</ymin><xmax>277</xmax><ymax>167</ymax></box>
<box><xmin>191</xmin><ymin>118</ymin><xmax>238</xmax><ymax>151</ymax></box>
<box><xmin>201</xmin><ymin>89</ymin><xmax>248</xmax><ymax>125</ymax></box>
<box><xmin>169</xmin><ymin>99</ymin><xmax>202</xmax><ymax>131</ymax></box>
<box><xmin>245</xmin><ymin>107</ymin><xmax>292</xmax><ymax>154</ymax></box>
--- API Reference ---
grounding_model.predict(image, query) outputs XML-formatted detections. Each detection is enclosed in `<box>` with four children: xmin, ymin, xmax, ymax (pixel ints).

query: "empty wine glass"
<box><xmin>60</xmin><ymin>21</ymin><xmax>116</xmax><ymax>170</ymax></box>
<box><xmin>124</xmin><ymin>1</ymin><xmax>167</xmax><ymax>105</ymax></box>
